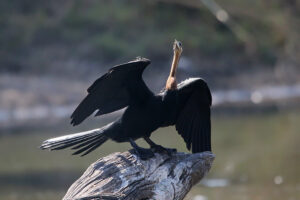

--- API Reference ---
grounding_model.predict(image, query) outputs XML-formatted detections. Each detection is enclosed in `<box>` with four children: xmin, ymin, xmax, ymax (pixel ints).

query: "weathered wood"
<box><xmin>63</xmin><ymin>150</ymin><xmax>215</xmax><ymax>200</ymax></box>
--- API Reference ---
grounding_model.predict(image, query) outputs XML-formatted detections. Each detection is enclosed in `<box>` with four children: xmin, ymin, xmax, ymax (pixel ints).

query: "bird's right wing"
<box><xmin>71</xmin><ymin>58</ymin><xmax>152</xmax><ymax>126</ymax></box>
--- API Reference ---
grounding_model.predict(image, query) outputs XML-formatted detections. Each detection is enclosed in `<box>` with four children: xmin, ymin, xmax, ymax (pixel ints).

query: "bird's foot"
<box><xmin>151</xmin><ymin>145</ymin><xmax>177</xmax><ymax>156</ymax></box>
<box><xmin>133</xmin><ymin>147</ymin><xmax>155</xmax><ymax>160</ymax></box>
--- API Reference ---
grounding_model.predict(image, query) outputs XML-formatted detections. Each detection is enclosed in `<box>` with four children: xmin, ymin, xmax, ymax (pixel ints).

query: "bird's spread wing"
<box><xmin>175</xmin><ymin>78</ymin><xmax>212</xmax><ymax>153</ymax></box>
<box><xmin>71</xmin><ymin>57</ymin><xmax>152</xmax><ymax>126</ymax></box>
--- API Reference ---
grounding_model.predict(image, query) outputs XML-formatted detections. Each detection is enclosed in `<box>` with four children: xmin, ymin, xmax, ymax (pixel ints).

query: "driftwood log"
<box><xmin>63</xmin><ymin>150</ymin><xmax>215</xmax><ymax>200</ymax></box>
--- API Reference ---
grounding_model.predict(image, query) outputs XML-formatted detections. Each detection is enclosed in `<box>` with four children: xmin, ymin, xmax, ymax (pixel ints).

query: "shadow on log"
<box><xmin>63</xmin><ymin>150</ymin><xmax>215</xmax><ymax>200</ymax></box>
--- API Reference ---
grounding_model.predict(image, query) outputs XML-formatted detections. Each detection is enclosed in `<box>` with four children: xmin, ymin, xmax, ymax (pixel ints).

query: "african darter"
<box><xmin>41</xmin><ymin>40</ymin><xmax>212</xmax><ymax>159</ymax></box>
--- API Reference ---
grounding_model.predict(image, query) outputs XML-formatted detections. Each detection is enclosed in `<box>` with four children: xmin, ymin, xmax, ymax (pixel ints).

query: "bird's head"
<box><xmin>173</xmin><ymin>39</ymin><xmax>183</xmax><ymax>55</ymax></box>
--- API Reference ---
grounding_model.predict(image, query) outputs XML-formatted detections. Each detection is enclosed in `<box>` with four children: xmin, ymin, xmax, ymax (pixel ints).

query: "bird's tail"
<box><xmin>40</xmin><ymin>123</ymin><xmax>112</xmax><ymax>156</ymax></box>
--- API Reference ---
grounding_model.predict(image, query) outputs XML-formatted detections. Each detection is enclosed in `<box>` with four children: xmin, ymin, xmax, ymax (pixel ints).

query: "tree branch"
<box><xmin>63</xmin><ymin>150</ymin><xmax>215</xmax><ymax>200</ymax></box>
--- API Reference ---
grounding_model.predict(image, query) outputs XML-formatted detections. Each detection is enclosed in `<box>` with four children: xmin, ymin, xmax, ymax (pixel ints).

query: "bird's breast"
<box><xmin>120</xmin><ymin>97</ymin><xmax>165</xmax><ymax>135</ymax></box>
<box><xmin>160</xmin><ymin>89</ymin><xmax>179</xmax><ymax>126</ymax></box>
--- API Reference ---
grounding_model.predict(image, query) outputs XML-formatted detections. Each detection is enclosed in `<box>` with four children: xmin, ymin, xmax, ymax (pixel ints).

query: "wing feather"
<box><xmin>71</xmin><ymin>58</ymin><xmax>152</xmax><ymax>126</ymax></box>
<box><xmin>175</xmin><ymin>78</ymin><xmax>212</xmax><ymax>153</ymax></box>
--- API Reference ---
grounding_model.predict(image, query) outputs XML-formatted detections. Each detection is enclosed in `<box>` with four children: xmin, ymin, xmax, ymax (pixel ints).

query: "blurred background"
<box><xmin>0</xmin><ymin>0</ymin><xmax>299</xmax><ymax>199</ymax></box>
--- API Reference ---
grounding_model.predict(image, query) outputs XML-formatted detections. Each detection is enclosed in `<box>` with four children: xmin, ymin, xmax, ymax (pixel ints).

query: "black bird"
<box><xmin>41</xmin><ymin>40</ymin><xmax>212</xmax><ymax>159</ymax></box>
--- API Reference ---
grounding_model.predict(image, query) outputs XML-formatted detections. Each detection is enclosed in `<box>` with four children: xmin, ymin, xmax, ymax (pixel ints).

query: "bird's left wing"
<box><xmin>175</xmin><ymin>78</ymin><xmax>212</xmax><ymax>153</ymax></box>
<box><xmin>71</xmin><ymin>57</ymin><xmax>152</xmax><ymax>126</ymax></box>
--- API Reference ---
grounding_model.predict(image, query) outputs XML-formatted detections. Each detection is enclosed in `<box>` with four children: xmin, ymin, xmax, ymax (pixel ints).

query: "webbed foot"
<box><xmin>144</xmin><ymin>137</ymin><xmax>176</xmax><ymax>156</ymax></box>
<box><xmin>151</xmin><ymin>145</ymin><xmax>177</xmax><ymax>156</ymax></box>
<box><xmin>134</xmin><ymin>147</ymin><xmax>155</xmax><ymax>160</ymax></box>
<box><xmin>129</xmin><ymin>138</ymin><xmax>154</xmax><ymax>160</ymax></box>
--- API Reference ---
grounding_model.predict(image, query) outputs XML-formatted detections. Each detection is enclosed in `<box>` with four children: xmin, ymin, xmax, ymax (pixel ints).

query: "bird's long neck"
<box><xmin>169</xmin><ymin>51</ymin><xmax>181</xmax><ymax>78</ymax></box>
<box><xmin>166</xmin><ymin>50</ymin><xmax>181</xmax><ymax>90</ymax></box>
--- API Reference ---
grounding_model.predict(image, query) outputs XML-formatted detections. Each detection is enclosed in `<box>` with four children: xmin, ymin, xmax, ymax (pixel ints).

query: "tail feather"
<box><xmin>71</xmin><ymin>136</ymin><xmax>99</xmax><ymax>150</ymax></box>
<box><xmin>40</xmin><ymin>129</ymin><xmax>100</xmax><ymax>150</ymax></box>
<box><xmin>41</xmin><ymin>130</ymin><xmax>99</xmax><ymax>149</ymax></box>
<box><xmin>72</xmin><ymin>136</ymin><xmax>107</xmax><ymax>156</ymax></box>
<box><xmin>71</xmin><ymin>134</ymin><xmax>105</xmax><ymax>150</ymax></box>
<box><xmin>40</xmin><ymin>123</ymin><xmax>113</xmax><ymax>156</ymax></box>
<box><xmin>81</xmin><ymin>140</ymin><xmax>105</xmax><ymax>156</ymax></box>
<box><xmin>52</xmin><ymin>133</ymin><xmax>100</xmax><ymax>150</ymax></box>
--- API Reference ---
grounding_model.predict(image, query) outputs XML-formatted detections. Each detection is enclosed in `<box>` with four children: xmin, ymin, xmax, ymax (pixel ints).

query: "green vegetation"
<box><xmin>0</xmin><ymin>111</ymin><xmax>299</xmax><ymax>199</ymax></box>
<box><xmin>1</xmin><ymin>0</ymin><xmax>298</xmax><ymax>73</ymax></box>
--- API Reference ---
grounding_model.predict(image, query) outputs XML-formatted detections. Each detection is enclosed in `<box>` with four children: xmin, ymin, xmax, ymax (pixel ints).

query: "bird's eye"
<box><xmin>178</xmin><ymin>42</ymin><xmax>182</xmax><ymax>47</ymax></box>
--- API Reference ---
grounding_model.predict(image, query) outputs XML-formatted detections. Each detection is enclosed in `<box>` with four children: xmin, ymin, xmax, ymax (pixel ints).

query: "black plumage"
<box><xmin>41</xmin><ymin>57</ymin><xmax>212</xmax><ymax>158</ymax></box>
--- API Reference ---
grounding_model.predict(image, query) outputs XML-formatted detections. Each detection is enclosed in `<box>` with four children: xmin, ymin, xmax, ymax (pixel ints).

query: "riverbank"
<box><xmin>1</xmin><ymin>73</ymin><xmax>300</xmax><ymax>131</ymax></box>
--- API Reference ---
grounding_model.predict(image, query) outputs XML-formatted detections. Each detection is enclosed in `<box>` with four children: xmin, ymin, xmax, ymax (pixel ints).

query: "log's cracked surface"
<box><xmin>63</xmin><ymin>150</ymin><xmax>215</xmax><ymax>200</ymax></box>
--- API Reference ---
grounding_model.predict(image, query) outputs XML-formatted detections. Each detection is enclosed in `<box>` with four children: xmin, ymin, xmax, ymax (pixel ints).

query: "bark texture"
<box><xmin>63</xmin><ymin>150</ymin><xmax>215</xmax><ymax>200</ymax></box>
